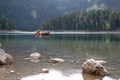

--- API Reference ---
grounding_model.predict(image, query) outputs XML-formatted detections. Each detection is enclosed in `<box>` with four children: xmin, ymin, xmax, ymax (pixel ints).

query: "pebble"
<box><xmin>10</xmin><ymin>70</ymin><xmax>15</xmax><ymax>73</ymax></box>
<box><xmin>6</xmin><ymin>70</ymin><xmax>15</xmax><ymax>74</ymax></box>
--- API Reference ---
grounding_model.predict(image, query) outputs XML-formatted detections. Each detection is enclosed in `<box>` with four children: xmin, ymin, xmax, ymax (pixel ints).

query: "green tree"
<box><xmin>0</xmin><ymin>18</ymin><xmax>15</xmax><ymax>30</ymax></box>
<box><xmin>105</xmin><ymin>22</ymin><xmax>111</xmax><ymax>30</ymax></box>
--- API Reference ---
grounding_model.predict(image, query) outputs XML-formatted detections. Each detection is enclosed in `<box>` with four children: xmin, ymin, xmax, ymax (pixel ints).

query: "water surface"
<box><xmin>0</xmin><ymin>34</ymin><xmax>120</xmax><ymax>80</ymax></box>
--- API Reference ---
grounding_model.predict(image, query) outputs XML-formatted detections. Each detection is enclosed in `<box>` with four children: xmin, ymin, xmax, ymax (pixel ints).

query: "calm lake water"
<box><xmin>0</xmin><ymin>34</ymin><xmax>120</xmax><ymax>80</ymax></box>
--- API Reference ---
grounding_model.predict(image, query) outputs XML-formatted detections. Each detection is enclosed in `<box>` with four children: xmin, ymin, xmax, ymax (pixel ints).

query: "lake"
<box><xmin>0</xmin><ymin>33</ymin><xmax>120</xmax><ymax>80</ymax></box>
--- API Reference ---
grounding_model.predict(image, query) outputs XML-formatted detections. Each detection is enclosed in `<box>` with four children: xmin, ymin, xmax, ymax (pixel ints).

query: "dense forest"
<box><xmin>40</xmin><ymin>9</ymin><xmax>120</xmax><ymax>31</ymax></box>
<box><xmin>0</xmin><ymin>18</ymin><xmax>15</xmax><ymax>30</ymax></box>
<box><xmin>0</xmin><ymin>0</ymin><xmax>120</xmax><ymax>31</ymax></box>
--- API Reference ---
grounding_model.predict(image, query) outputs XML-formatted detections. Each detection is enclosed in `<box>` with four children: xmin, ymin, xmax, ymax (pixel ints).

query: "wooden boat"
<box><xmin>35</xmin><ymin>31</ymin><xmax>50</xmax><ymax>37</ymax></box>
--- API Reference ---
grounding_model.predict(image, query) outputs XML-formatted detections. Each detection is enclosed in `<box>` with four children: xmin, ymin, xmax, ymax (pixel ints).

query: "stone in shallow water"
<box><xmin>82</xmin><ymin>58</ymin><xmax>108</xmax><ymax>76</ymax></box>
<box><xmin>41</xmin><ymin>68</ymin><xmax>49</xmax><ymax>73</ymax></box>
<box><xmin>10</xmin><ymin>70</ymin><xmax>15</xmax><ymax>73</ymax></box>
<box><xmin>29</xmin><ymin>52</ymin><xmax>43</xmax><ymax>63</ymax></box>
<box><xmin>49</xmin><ymin>58</ymin><xmax>64</xmax><ymax>64</ymax></box>
<box><xmin>0</xmin><ymin>48</ymin><xmax>13</xmax><ymax>65</ymax></box>
<box><xmin>82</xmin><ymin>72</ymin><xmax>103</xmax><ymax>80</ymax></box>
<box><xmin>6</xmin><ymin>70</ymin><xmax>15</xmax><ymax>74</ymax></box>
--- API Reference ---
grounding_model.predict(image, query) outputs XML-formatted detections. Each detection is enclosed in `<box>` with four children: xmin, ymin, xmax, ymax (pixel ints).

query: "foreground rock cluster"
<box><xmin>29</xmin><ymin>52</ymin><xmax>64</xmax><ymax>64</ymax></box>
<box><xmin>29</xmin><ymin>52</ymin><xmax>108</xmax><ymax>76</ymax></box>
<box><xmin>0</xmin><ymin>49</ymin><xmax>109</xmax><ymax>76</ymax></box>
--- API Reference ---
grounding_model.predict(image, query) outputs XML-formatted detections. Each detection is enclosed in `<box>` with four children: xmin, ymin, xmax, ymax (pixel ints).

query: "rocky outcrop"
<box><xmin>0</xmin><ymin>48</ymin><xmax>13</xmax><ymax>65</ymax></box>
<box><xmin>82</xmin><ymin>58</ymin><xmax>108</xmax><ymax>76</ymax></box>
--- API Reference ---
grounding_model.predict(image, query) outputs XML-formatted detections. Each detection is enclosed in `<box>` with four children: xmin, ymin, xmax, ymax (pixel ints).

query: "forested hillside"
<box><xmin>40</xmin><ymin>9</ymin><xmax>120</xmax><ymax>31</ymax></box>
<box><xmin>0</xmin><ymin>0</ymin><xmax>60</xmax><ymax>30</ymax></box>
<box><xmin>0</xmin><ymin>0</ymin><xmax>120</xmax><ymax>30</ymax></box>
<box><xmin>0</xmin><ymin>18</ymin><xmax>15</xmax><ymax>30</ymax></box>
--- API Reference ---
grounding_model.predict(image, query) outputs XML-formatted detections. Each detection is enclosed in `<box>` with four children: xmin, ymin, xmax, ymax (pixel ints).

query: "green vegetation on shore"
<box><xmin>40</xmin><ymin>9</ymin><xmax>120</xmax><ymax>31</ymax></box>
<box><xmin>0</xmin><ymin>18</ymin><xmax>15</xmax><ymax>30</ymax></box>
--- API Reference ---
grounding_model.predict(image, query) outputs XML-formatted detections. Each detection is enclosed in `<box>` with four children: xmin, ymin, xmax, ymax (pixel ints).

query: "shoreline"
<box><xmin>0</xmin><ymin>30</ymin><xmax>120</xmax><ymax>35</ymax></box>
<box><xmin>50</xmin><ymin>31</ymin><xmax>120</xmax><ymax>35</ymax></box>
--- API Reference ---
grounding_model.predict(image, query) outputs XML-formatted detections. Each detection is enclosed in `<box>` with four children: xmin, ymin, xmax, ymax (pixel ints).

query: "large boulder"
<box><xmin>82</xmin><ymin>58</ymin><xmax>108</xmax><ymax>76</ymax></box>
<box><xmin>0</xmin><ymin>48</ymin><xmax>13</xmax><ymax>65</ymax></box>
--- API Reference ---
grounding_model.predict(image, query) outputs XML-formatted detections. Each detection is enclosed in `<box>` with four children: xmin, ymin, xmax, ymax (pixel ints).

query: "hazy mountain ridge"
<box><xmin>0</xmin><ymin>0</ymin><xmax>120</xmax><ymax>31</ymax></box>
<box><xmin>0</xmin><ymin>0</ymin><xmax>60</xmax><ymax>30</ymax></box>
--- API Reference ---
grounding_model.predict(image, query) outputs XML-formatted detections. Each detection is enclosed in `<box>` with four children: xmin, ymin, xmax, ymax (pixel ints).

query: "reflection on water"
<box><xmin>21</xmin><ymin>69</ymin><xmax>115</xmax><ymax>80</ymax></box>
<box><xmin>0</xmin><ymin>65</ymin><xmax>15</xmax><ymax>80</ymax></box>
<box><xmin>0</xmin><ymin>34</ymin><xmax>120</xmax><ymax>80</ymax></box>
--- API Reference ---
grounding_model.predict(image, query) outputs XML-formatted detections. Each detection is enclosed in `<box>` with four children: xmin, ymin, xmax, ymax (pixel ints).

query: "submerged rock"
<box><xmin>82</xmin><ymin>58</ymin><xmax>108</xmax><ymax>76</ymax></box>
<box><xmin>6</xmin><ymin>70</ymin><xmax>15</xmax><ymax>74</ymax></box>
<box><xmin>50</xmin><ymin>58</ymin><xmax>64</xmax><ymax>64</ymax></box>
<box><xmin>82</xmin><ymin>72</ymin><xmax>104</xmax><ymax>80</ymax></box>
<box><xmin>0</xmin><ymin>48</ymin><xmax>13</xmax><ymax>65</ymax></box>
<box><xmin>29</xmin><ymin>52</ymin><xmax>43</xmax><ymax>63</ymax></box>
<box><xmin>41</xmin><ymin>68</ymin><xmax>49</xmax><ymax>73</ymax></box>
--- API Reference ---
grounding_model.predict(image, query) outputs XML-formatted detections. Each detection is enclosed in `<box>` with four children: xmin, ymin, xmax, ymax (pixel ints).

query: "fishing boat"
<box><xmin>35</xmin><ymin>31</ymin><xmax>50</xmax><ymax>37</ymax></box>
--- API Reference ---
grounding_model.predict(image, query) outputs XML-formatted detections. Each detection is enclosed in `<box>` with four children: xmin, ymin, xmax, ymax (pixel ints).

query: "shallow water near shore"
<box><xmin>0</xmin><ymin>34</ymin><xmax>120</xmax><ymax>80</ymax></box>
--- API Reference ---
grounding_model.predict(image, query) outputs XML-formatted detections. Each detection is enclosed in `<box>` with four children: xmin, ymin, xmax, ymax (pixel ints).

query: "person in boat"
<box><xmin>35</xmin><ymin>31</ymin><xmax>40</xmax><ymax>37</ymax></box>
<box><xmin>35</xmin><ymin>31</ymin><xmax>50</xmax><ymax>37</ymax></box>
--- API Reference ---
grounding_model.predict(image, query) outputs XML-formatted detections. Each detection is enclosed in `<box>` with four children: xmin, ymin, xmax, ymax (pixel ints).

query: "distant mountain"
<box><xmin>0</xmin><ymin>0</ymin><xmax>120</xmax><ymax>31</ymax></box>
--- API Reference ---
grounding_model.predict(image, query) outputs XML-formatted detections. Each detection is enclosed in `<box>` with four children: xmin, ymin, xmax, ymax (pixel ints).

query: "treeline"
<box><xmin>0</xmin><ymin>18</ymin><xmax>15</xmax><ymax>30</ymax></box>
<box><xmin>40</xmin><ymin>9</ymin><xmax>120</xmax><ymax>31</ymax></box>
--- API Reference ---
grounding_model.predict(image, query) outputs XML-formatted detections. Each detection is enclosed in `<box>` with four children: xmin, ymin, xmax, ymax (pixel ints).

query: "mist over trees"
<box><xmin>40</xmin><ymin>9</ymin><xmax>120</xmax><ymax>31</ymax></box>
